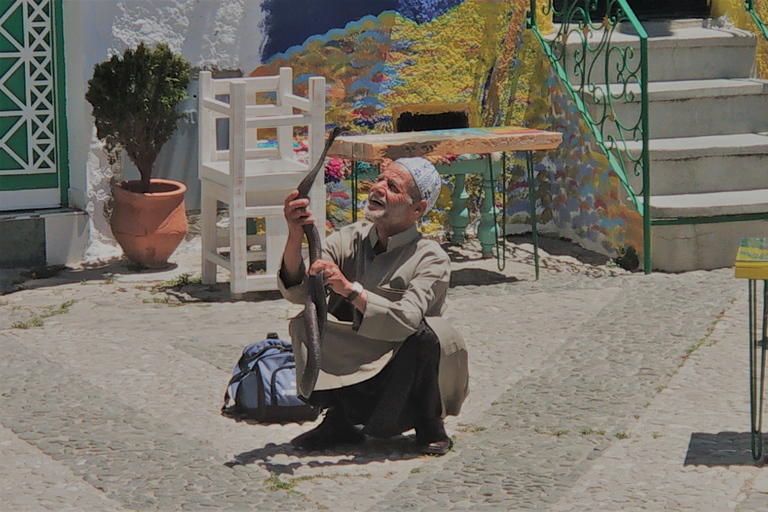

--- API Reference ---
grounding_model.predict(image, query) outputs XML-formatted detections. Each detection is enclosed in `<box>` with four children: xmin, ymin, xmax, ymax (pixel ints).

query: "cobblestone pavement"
<box><xmin>1</xmin><ymin>235</ymin><xmax>766</xmax><ymax>511</ymax></box>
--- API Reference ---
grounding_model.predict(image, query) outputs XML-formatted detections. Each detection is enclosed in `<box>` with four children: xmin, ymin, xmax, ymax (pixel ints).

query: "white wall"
<box><xmin>62</xmin><ymin>0</ymin><xmax>267</xmax><ymax>257</ymax></box>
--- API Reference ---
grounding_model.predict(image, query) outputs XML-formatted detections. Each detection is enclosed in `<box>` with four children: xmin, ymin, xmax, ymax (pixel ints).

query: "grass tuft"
<box><xmin>10</xmin><ymin>300</ymin><xmax>76</xmax><ymax>329</ymax></box>
<box><xmin>163</xmin><ymin>273</ymin><xmax>201</xmax><ymax>287</ymax></box>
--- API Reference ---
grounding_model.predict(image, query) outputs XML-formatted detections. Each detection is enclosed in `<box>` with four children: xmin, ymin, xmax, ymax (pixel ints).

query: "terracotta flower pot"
<box><xmin>110</xmin><ymin>178</ymin><xmax>188</xmax><ymax>268</ymax></box>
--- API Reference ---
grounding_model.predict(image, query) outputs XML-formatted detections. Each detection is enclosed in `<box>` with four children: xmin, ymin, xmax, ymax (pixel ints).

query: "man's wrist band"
<box><xmin>346</xmin><ymin>281</ymin><xmax>363</xmax><ymax>302</ymax></box>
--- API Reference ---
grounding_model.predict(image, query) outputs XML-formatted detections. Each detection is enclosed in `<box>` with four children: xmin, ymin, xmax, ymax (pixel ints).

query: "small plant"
<box><xmin>580</xmin><ymin>428</ymin><xmax>594</xmax><ymax>436</ymax></box>
<box><xmin>164</xmin><ymin>273</ymin><xmax>201</xmax><ymax>287</ymax></box>
<box><xmin>12</xmin><ymin>317</ymin><xmax>44</xmax><ymax>329</ymax></box>
<box><xmin>143</xmin><ymin>296</ymin><xmax>173</xmax><ymax>305</ymax></box>
<box><xmin>10</xmin><ymin>300</ymin><xmax>75</xmax><ymax>329</ymax></box>
<box><xmin>410</xmin><ymin>467</ymin><xmax>421</xmax><ymax>474</ymax></box>
<box><xmin>263</xmin><ymin>474</ymin><xmax>295</xmax><ymax>492</ymax></box>
<box><xmin>614</xmin><ymin>431</ymin><xmax>631</xmax><ymax>440</ymax></box>
<box><xmin>457</xmin><ymin>423</ymin><xmax>487</xmax><ymax>433</ymax></box>
<box><xmin>85</xmin><ymin>42</ymin><xmax>190</xmax><ymax>193</ymax></box>
<box><xmin>49</xmin><ymin>300</ymin><xmax>76</xmax><ymax>316</ymax></box>
<box><xmin>652</xmin><ymin>432</ymin><xmax>662</xmax><ymax>439</ymax></box>
<box><xmin>552</xmin><ymin>429</ymin><xmax>569</xmax><ymax>437</ymax></box>
<box><xmin>655</xmin><ymin>385</ymin><xmax>667</xmax><ymax>393</ymax></box>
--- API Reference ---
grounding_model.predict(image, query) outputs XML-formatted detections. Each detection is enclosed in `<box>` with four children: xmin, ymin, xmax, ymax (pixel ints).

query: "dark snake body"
<box><xmin>295</xmin><ymin>126</ymin><xmax>343</xmax><ymax>399</ymax></box>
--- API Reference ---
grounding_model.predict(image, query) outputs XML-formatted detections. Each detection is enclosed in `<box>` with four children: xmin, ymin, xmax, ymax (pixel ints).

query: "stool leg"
<box><xmin>750</xmin><ymin>279</ymin><xmax>767</xmax><ymax>461</ymax></box>
<box><xmin>201</xmin><ymin>184</ymin><xmax>217</xmax><ymax>285</ymax></box>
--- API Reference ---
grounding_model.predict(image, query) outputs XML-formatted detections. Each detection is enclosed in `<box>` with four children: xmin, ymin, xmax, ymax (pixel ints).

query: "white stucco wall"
<box><xmin>62</xmin><ymin>0</ymin><xmax>267</xmax><ymax>258</ymax></box>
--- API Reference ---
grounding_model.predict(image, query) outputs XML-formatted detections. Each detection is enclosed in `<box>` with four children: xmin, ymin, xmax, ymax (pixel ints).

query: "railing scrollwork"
<box><xmin>746</xmin><ymin>0</ymin><xmax>768</xmax><ymax>41</ymax></box>
<box><xmin>527</xmin><ymin>0</ymin><xmax>651</xmax><ymax>273</ymax></box>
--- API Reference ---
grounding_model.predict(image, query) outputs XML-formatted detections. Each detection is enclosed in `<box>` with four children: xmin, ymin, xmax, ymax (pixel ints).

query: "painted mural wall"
<box><xmin>65</xmin><ymin>0</ymin><xmax>641</xmax><ymax>260</ymax></box>
<box><xmin>712</xmin><ymin>0</ymin><xmax>768</xmax><ymax>78</ymax></box>
<box><xmin>250</xmin><ymin>0</ymin><xmax>640</xmax><ymax>256</ymax></box>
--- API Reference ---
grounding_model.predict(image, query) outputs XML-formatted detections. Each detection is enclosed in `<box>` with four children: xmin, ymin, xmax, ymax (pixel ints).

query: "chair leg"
<box><xmin>230</xmin><ymin>202</ymin><xmax>249</xmax><ymax>296</ymax></box>
<box><xmin>201</xmin><ymin>184</ymin><xmax>218</xmax><ymax>285</ymax></box>
<box><xmin>265</xmin><ymin>215</ymin><xmax>289</xmax><ymax>278</ymax></box>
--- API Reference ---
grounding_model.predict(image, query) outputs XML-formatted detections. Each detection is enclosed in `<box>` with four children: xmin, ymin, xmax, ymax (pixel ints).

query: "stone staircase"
<box><xmin>578</xmin><ymin>20</ymin><xmax>768</xmax><ymax>271</ymax></box>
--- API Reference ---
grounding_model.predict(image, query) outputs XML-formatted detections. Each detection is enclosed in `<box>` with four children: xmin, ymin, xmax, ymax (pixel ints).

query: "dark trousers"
<box><xmin>308</xmin><ymin>321</ymin><xmax>442</xmax><ymax>439</ymax></box>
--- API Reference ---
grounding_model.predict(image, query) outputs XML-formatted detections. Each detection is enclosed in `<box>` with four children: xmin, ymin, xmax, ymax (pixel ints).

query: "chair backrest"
<box><xmin>198</xmin><ymin>68</ymin><xmax>326</xmax><ymax>179</ymax></box>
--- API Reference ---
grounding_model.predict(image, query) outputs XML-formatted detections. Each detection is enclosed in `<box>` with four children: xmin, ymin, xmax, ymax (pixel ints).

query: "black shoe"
<box><xmin>291</xmin><ymin>410</ymin><xmax>365</xmax><ymax>451</ymax></box>
<box><xmin>415</xmin><ymin>418</ymin><xmax>452</xmax><ymax>456</ymax></box>
<box><xmin>415</xmin><ymin>437</ymin><xmax>453</xmax><ymax>456</ymax></box>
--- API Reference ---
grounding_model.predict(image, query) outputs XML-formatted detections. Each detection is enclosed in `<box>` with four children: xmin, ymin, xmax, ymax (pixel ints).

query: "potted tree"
<box><xmin>86</xmin><ymin>42</ymin><xmax>191</xmax><ymax>268</ymax></box>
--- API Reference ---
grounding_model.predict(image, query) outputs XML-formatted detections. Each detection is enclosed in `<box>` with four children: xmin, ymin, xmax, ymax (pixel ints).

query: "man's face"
<box><xmin>363</xmin><ymin>163</ymin><xmax>421</xmax><ymax>228</ymax></box>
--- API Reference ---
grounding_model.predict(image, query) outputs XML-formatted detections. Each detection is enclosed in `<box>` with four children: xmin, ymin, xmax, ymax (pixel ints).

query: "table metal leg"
<box><xmin>351</xmin><ymin>160</ymin><xmax>358</xmax><ymax>222</ymax></box>
<box><xmin>749</xmin><ymin>279</ymin><xmax>768</xmax><ymax>461</ymax></box>
<box><xmin>526</xmin><ymin>151</ymin><xmax>540</xmax><ymax>280</ymax></box>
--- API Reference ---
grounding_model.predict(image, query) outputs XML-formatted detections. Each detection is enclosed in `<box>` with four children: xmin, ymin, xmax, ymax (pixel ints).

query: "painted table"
<box><xmin>735</xmin><ymin>237</ymin><xmax>768</xmax><ymax>461</ymax></box>
<box><xmin>329</xmin><ymin>126</ymin><xmax>562</xmax><ymax>277</ymax></box>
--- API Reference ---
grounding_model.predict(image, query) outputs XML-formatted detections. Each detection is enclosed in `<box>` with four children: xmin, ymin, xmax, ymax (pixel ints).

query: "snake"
<box><xmin>295</xmin><ymin>126</ymin><xmax>343</xmax><ymax>399</ymax></box>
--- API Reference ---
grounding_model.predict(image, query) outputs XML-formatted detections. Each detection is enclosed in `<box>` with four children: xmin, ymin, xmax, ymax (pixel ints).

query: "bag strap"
<box><xmin>237</xmin><ymin>344</ymin><xmax>291</xmax><ymax>373</ymax></box>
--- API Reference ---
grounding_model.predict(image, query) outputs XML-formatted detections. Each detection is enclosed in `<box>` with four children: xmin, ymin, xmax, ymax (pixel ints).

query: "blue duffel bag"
<box><xmin>222</xmin><ymin>333</ymin><xmax>319</xmax><ymax>423</ymax></box>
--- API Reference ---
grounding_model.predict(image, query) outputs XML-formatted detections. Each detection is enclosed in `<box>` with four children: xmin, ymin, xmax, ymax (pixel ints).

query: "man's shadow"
<box><xmin>685</xmin><ymin>432</ymin><xmax>766</xmax><ymax>467</ymax></box>
<box><xmin>227</xmin><ymin>435</ymin><xmax>424</xmax><ymax>475</ymax></box>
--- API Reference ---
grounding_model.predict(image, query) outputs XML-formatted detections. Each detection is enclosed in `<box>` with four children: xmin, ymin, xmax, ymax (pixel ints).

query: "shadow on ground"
<box><xmin>228</xmin><ymin>436</ymin><xmax>423</xmax><ymax>475</ymax></box>
<box><xmin>684</xmin><ymin>432</ymin><xmax>765</xmax><ymax>467</ymax></box>
<box><xmin>2</xmin><ymin>233</ymin><xmax>622</xmax><ymax>296</ymax></box>
<box><xmin>0</xmin><ymin>257</ymin><xmax>181</xmax><ymax>295</ymax></box>
<box><xmin>506</xmin><ymin>234</ymin><xmax>613</xmax><ymax>267</ymax></box>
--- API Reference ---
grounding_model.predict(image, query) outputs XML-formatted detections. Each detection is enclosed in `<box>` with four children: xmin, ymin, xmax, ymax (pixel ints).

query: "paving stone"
<box><xmin>3</xmin><ymin>236</ymin><xmax>768</xmax><ymax>510</ymax></box>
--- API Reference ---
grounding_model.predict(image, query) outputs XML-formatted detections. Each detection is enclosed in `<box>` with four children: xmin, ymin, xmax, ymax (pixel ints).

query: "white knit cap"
<box><xmin>395</xmin><ymin>157</ymin><xmax>441</xmax><ymax>213</ymax></box>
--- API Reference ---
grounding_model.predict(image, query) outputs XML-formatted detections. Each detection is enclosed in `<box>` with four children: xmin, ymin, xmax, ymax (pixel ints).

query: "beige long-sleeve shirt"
<box><xmin>278</xmin><ymin>221</ymin><xmax>469</xmax><ymax>417</ymax></box>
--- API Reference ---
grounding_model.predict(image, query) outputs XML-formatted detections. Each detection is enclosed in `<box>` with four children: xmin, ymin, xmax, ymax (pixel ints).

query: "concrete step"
<box><xmin>586</xmin><ymin>79</ymin><xmax>768</xmax><ymax>139</ymax></box>
<box><xmin>0</xmin><ymin>209</ymin><xmax>89</xmax><ymax>268</ymax></box>
<box><xmin>650</xmin><ymin>218</ymin><xmax>768</xmax><ymax>271</ymax></box>
<box><xmin>623</xmin><ymin>133</ymin><xmax>768</xmax><ymax>195</ymax></box>
<box><xmin>554</xmin><ymin>21</ymin><xmax>756</xmax><ymax>84</ymax></box>
<box><xmin>642</xmin><ymin>189</ymin><xmax>768</xmax><ymax>218</ymax></box>
<box><xmin>637</xmin><ymin>190</ymin><xmax>768</xmax><ymax>271</ymax></box>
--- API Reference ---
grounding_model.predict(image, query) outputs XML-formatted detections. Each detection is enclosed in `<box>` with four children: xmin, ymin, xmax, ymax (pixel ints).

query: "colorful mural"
<box><xmin>712</xmin><ymin>0</ymin><xmax>768</xmax><ymax>79</ymax></box>
<box><xmin>251</xmin><ymin>0</ymin><xmax>640</xmax><ymax>256</ymax></box>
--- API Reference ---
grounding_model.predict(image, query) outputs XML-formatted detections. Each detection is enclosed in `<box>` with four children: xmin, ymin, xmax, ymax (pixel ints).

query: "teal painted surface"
<box><xmin>0</xmin><ymin>0</ymin><xmax>64</xmax><ymax>201</ymax></box>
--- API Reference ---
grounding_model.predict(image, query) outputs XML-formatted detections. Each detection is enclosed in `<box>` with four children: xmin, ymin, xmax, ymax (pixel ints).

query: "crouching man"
<box><xmin>278</xmin><ymin>157</ymin><xmax>469</xmax><ymax>455</ymax></box>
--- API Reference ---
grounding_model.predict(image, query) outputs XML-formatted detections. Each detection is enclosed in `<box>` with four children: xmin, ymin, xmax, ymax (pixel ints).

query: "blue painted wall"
<box><xmin>260</xmin><ymin>0</ymin><xmax>463</xmax><ymax>58</ymax></box>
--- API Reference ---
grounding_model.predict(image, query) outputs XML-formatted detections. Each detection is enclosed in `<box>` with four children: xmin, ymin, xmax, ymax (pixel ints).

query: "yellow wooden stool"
<box><xmin>735</xmin><ymin>237</ymin><xmax>768</xmax><ymax>460</ymax></box>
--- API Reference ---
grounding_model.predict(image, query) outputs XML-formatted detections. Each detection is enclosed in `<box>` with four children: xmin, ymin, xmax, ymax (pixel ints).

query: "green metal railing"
<box><xmin>746</xmin><ymin>0</ymin><xmax>768</xmax><ymax>41</ymax></box>
<box><xmin>527</xmin><ymin>0</ymin><xmax>651</xmax><ymax>273</ymax></box>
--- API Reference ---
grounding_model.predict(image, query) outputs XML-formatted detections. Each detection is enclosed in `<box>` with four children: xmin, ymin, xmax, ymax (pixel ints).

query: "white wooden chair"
<box><xmin>198</xmin><ymin>68</ymin><xmax>326</xmax><ymax>295</ymax></box>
